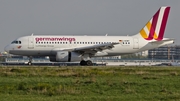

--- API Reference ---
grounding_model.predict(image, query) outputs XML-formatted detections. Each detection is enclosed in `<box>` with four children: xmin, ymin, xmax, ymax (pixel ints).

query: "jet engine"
<box><xmin>49</xmin><ymin>51</ymin><xmax>82</xmax><ymax>62</ymax></box>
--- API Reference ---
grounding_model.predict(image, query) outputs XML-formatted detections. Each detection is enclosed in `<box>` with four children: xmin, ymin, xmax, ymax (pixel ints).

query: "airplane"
<box><xmin>4</xmin><ymin>6</ymin><xmax>174</xmax><ymax>66</ymax></box>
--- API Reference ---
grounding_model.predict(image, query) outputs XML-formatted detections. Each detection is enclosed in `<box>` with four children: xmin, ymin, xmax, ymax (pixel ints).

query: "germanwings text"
<box><xmin>35</xmin><ymin>37</ymin><xmax>76</xmax><ymax>42</ymax></box>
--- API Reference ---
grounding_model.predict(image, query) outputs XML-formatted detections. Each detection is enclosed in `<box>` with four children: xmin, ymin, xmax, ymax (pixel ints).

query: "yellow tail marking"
<box><xmin>140</xmin><ymin>29</ymin><xmax>148</xmax><ymax>38</ymax></box>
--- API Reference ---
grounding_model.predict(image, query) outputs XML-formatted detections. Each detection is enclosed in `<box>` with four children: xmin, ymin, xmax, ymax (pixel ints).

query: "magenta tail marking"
<box><xmin>155</xmin><ymin>7</ymin><xmax>170</xmax><ymax>40</ymax></box>
<box><xmin>145</xmin><ymin>9</ymin><xmax>160</xmax><ymax>40</ymax></box>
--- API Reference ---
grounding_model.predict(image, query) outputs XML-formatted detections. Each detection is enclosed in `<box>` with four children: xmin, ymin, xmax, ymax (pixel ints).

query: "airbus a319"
<box><xmin>4</xmin><ymin>6</ymin><xmax>174</xmax><ymax>66</ymax></box>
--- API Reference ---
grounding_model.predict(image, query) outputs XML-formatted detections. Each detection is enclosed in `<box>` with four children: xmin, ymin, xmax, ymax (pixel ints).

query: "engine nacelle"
<box><xmin>49</xmin><ymin>51</ymin><xmax>81</xmax><ymax>62</ymax></box>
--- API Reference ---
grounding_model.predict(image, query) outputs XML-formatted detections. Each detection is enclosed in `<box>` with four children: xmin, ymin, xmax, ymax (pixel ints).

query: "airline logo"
<box><xmin>140</xmin><ymin>7</ymin><xmax>170</xmax><ymax>41</ymax></box>
<box><xmin>35</xmin><ymin>37</ymin><xmax>76</xmax><ymax>42</ymax></box>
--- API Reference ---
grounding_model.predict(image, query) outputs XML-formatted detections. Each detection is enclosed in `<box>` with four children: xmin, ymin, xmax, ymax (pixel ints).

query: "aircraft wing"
<box><xmin>63</xmin><ymin>43</ymin><xmax>119</xmax><ymax>54</ymax></box>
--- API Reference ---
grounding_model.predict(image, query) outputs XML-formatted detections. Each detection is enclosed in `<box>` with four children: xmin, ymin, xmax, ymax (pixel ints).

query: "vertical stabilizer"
<box><xmin>139</xmin><ymin>6</ymin><xmax>170</xmax><ymax>41</ymax></box>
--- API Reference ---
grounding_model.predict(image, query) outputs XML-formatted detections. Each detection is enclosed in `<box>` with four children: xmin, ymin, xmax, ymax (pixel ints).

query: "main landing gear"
<box><xmin>80</xmin><ymin>60</ymin><xmax>93</xmax><ymax>66</ymax></box>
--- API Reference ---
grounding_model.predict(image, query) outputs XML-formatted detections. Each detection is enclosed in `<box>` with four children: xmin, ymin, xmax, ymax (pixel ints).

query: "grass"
<box><xmin>0</xmin><ymin>66</ymin><xmax>180</xmax><ymax>101</ymax></box>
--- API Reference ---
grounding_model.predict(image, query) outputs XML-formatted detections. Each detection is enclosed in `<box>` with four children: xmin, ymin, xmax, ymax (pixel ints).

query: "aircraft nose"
<box><xmin>4</xmin><ymin>45</ymin><xmax>10</xmax><ymax>53</ymax></box>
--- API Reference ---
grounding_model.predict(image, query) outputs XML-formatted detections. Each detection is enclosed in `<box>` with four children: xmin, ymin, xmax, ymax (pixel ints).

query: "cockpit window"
<box><xmin>11</xmin><ymin>40</ymin><xmax>21</xmax><ymax>44</ymax></box>
<box><xmin>11</xmin><ymin>41</ymin><xmax>17</xmax><ymax>44</ymax></box>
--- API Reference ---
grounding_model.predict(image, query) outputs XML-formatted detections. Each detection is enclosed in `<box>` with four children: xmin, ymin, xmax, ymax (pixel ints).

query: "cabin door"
<box><xmin>28</xmin><ymin>37</ymin><xmax>34</xmax><ymax>49</ymax></box>
<box><xmin>133</xmin><ymin>38</ymin><xmax>139</xmax><ymax>49</ymax></box>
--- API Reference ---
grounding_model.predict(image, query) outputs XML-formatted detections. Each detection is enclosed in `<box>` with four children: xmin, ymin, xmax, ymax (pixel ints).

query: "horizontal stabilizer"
<box><xmin>149</xmin><ymin>38</ymin><xmax>174</xmax><ymax>44</ymax></box>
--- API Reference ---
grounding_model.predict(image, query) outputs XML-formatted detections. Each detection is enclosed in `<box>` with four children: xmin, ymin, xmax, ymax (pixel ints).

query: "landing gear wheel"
<box><xmin>86</xmin><ymin>60</ymin><xmax>93</xmax><ymax>66</ymax></box>
<box><xmin>80</xmin><ymin>60</ymin><xmax>93</xmax><ymax>66</ymax></box>
<box><xmin>80</xmin><ymin>60</ymin><xmax>86</xmax><ymax>66</ymax></box>
<box><xmin>28</xmin><ymin>62</ymin><xmax>32</xmax><ymax>65</ymax></box>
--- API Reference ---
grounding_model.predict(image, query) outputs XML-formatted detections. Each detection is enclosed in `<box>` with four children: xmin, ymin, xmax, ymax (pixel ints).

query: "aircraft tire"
<box><xmin>86</xmin><ymin>60</ymin><xmax>93</xmax><ymax>66</ymax></box>
<box><xmin>80</xmin><ymin>60</ymin><xmax>86</xmax><ymax>66</ymax></box>
<box><xmin>28</xmin><ymin>62</ymin><xmax>32</xmax><ymax>65</ymax></box>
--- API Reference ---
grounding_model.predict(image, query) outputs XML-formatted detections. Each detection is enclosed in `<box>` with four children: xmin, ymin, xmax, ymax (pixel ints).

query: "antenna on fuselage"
<box><xmin>105</xmin><ymin>33</ymin><xmax>108</xmax><ymax>36</ymax></box>
<box><xmin>31</xmin><ymin>33</ymin><xmax>34</xmax><ymax>36</ymax></box>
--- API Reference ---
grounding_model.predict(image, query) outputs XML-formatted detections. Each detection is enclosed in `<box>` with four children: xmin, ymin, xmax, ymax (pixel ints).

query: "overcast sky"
<box><xmin>0</xmin><ymin>0</ymin><xmax>179</xmax><ymax>51</ymax></box>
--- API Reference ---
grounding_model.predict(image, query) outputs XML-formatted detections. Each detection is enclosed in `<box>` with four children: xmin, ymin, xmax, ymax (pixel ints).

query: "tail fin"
<box><xmin>139</xmin><ymin>6</ymin><xmax>170</xmax><ymax>41</ymax></box>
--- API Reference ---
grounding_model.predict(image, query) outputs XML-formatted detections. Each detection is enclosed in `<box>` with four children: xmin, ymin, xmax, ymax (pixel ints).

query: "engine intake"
<box><xmin>49</xmin><ymin>51</ymin><xmax>81</xmax><ymax>62</ymax></box>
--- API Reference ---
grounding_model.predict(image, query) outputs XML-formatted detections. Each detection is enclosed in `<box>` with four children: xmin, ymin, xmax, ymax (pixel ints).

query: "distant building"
<box><xmin>148</xmin><ymin>45</ymin><xmax>180</xmax><ymax>60</ymax></box>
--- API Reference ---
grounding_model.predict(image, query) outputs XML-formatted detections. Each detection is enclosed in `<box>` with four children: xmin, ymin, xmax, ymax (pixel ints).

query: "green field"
<box><xmin>0</xmin><ymin>66</ymin><xmax>180</xmax><ymax>101</ymax></box>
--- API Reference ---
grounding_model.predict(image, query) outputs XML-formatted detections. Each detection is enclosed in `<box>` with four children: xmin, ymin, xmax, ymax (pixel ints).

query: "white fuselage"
<box><xmin>4</xmin><ymin>35</ymin><xmax>174</xmax><ymax>57</ymax></box>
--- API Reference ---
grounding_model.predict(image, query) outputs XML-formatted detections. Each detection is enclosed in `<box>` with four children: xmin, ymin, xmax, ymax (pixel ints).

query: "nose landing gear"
<box><xmin>28</xmin><ymin>56</ymin><xmax>32</xmax><ymax>65</ymax></box>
